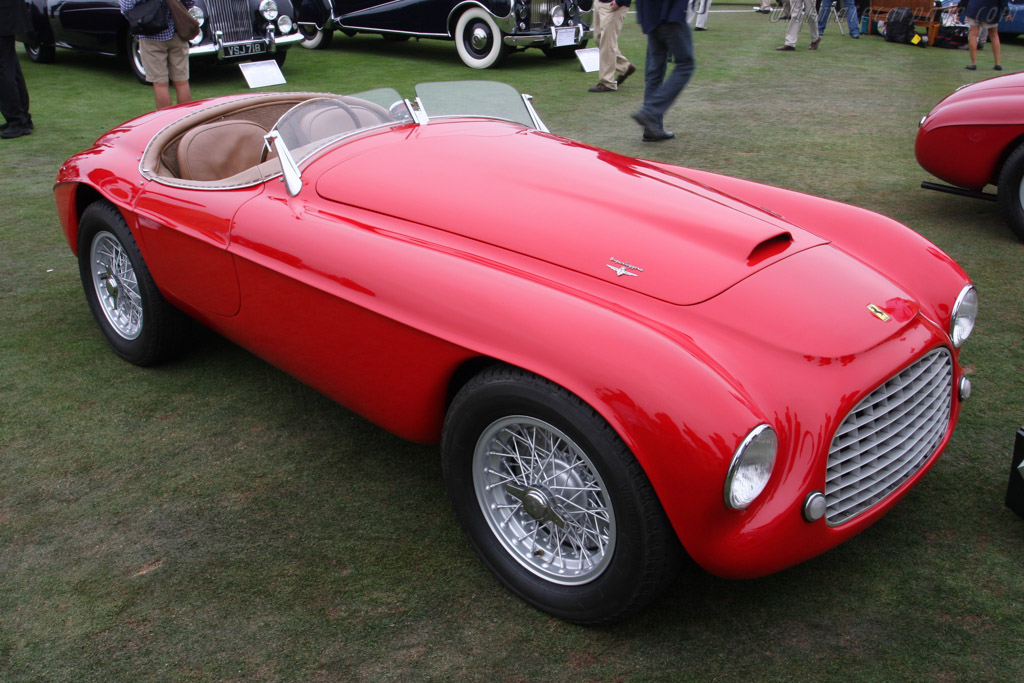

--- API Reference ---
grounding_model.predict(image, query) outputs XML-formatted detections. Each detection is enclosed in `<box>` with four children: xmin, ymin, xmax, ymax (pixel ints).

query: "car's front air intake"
<box><xmin>825</xmin><ymin>348</ymin><xmax>953</xmax><ymax>525</ymax></box>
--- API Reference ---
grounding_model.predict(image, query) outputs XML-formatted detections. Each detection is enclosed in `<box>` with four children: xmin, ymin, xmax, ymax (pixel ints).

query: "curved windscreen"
<box><xmin>271</xmin><ymin>89</ymin><xmax>408</xmax><ymax>165</ymax></box>
<box><xmin>415</xmin><ymin>81</ymin><xmax>539</xmax><ymax>129</ymax></box>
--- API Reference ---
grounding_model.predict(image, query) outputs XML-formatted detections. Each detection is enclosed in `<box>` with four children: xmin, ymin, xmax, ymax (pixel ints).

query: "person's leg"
<box><xmin>817</xmin><ymin>0</ymin><xmax>833</xmax><ymax>34</ymax></box>
<box><xmin>173</xmin><ymin>80</ymin><xmax>192</xmax><ymax>105</ymax></box>
<box><xmin>967</xmin><ymin>24</ymin><xmax>979</xmax><ymax>66</ymax></box>
<box><xmin>845</xmin><ymin>0</ymin><xmax>860</xmax><ymax>37</ymax></box>
<box><xmin>152</xmin><ymin>81</ymin><xmax>173</xmax><ymax>109</ymax></box>
<box><xmin>0</xmin><ymin>35</ymin><xmax>31</xmax><ymax>130</ymax></box>
<box><xmin>989</xmin><ymin>27</ymin><xmax>1001</xmax><ymax>67</ymax></box>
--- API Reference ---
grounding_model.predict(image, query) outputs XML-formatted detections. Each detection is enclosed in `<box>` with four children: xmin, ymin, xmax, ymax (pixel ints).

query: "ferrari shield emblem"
<box><xmin>867</xmin><ymin>304</ymin><xmax>892</xmax><ymax>322</ymax></box>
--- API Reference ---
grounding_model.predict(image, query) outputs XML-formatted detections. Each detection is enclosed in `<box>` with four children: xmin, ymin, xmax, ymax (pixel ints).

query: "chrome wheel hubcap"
<box><xmin>473</xmin><ymin>416</ymin><xmax>615</xmax><ymax>584</ymax></box>
<box><xmin>91</xmin><ymin>231</ymin><xmax>143</xmax><ymax>340</ymax></box>
<box><xmin>470</xmin><ymin>25</ymin><xmax>490</xmax><ymax>52</ymax></box>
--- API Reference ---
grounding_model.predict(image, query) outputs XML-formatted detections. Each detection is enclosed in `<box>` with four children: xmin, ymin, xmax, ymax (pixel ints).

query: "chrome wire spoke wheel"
<box><xmin>473</xmin><ymin>416</ymin><xmax>615</xmax><ymax>585</ymax></box>
<box><xmin>90</xmin><ymin>231</ymin><xmax>143</xmax><ymax>341</ymax></box>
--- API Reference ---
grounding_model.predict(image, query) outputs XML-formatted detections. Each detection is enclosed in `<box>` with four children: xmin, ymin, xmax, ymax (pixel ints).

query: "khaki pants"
<box><xmin>594</xmin><ymin>2</ymin><xmax>632</xmax><ymax>90</ymax></box>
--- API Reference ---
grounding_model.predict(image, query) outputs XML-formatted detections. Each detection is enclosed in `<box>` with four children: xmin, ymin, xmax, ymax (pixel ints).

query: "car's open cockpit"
<box><xmin>140</xmin><ymin>82</ymin><xmax>546</xmax><ymax>191</ymax></box>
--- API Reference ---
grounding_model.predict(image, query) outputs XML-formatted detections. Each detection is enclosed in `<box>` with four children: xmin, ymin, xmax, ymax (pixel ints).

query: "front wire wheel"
<box><xmin>77</xmin><ymin>201</ymin><xmax>188</xmax><ymax>366</ymax></box>
<box><xmin>443</xmin><ymin>366</ymin><xmax>681</xmax><ymax>624</ymax></box>
<box><xmin>474</xmin><ymin>416</ymin><xmax>616</xmax><ymax>585</ymax></box>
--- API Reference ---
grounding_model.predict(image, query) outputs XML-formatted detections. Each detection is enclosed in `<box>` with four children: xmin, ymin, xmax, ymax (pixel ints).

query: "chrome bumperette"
<box><xmin>824</xmin><ymin>348</ymin><xmax>954</xmax><ymax>526</ymax></box>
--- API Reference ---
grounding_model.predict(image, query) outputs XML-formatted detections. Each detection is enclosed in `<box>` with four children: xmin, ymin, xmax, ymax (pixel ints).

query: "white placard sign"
<box><xmin>575</xmin><ymin>47</ymin><xmax>599</xmax><ymax>73</ymax></box>
<box><xmin>239</xmin><ymin>59</ymin><xmax>286</xmax><ymax>88</ymax></box>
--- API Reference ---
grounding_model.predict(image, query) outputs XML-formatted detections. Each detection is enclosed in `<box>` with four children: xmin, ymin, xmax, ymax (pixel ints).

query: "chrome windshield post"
<box><xmin>264</xmin><ymin>130</ymin><xmax>302</xmax><ymax>196</ymax></box>
<box><xmin>522</xmin><ymin>94</ymin><xmax>548</xmax><ymax>133</ymax></box>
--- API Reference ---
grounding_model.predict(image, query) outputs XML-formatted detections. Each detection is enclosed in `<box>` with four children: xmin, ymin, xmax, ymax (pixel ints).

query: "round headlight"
<box><xmin>552</xmin><ymin>6</ymin><xmax>566</xmax><ymax>26</ymax></box>
<box><xmin>260</xmin><ymin>0</ymin><xmax>279</xmax><ymax>21</ymax></box>
<box><xmin>188</xmin><ymin>6</ymin><xmax>204</xmax><ymax>26</ymax></box>
<box><xmin>724</xmin><ymin>425</ymin><xmax>777</xmax><ymax>510</ymax></box>
<box><xmin>277</xmin><ymin>15</ymin><xmax>293</xmax><ymax>33</ymax></box>
<box><xmin>950</xmin><ymin>285</ymin><xmax>978</xmax><ymax>348</ymax></box>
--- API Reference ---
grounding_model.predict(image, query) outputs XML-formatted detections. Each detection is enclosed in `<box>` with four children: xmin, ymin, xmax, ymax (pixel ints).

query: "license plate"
<box><xmin>224</xmin><ymin>42</ymin><xmax>266</xmax><ymax>58</ymax></box>
<box><xmin>552</xmin><ymin>26</ymin><xmax>581</xmax><ymax>47</ymax></box>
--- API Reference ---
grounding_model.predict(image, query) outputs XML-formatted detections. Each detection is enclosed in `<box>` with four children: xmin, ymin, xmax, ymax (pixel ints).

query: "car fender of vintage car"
<box><xmin>53</xmin><ymin>89</ymin><xmax>977</xmax><ymax>622</ymax></box>
<box><xmin>915</xmin><ymin>72</ymin><xmax>1024</xmax><ymax>190</ymax></box>
<box><xmin>294</xmin><ymin>0</ymin><xmax>593</xmax><ymax>67</ymax></box>
<box><xmin>19</xmin><ymin>0</ymin><xmax>304</xmax><ymax>82</ymax></box>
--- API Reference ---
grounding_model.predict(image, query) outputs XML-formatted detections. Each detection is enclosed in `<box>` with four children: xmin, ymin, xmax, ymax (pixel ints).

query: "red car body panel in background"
<box><xmin>916</xmin><ymin>72</ymin><xmax>1024</xmax><ymax>190</ymax></box>
<box><xmin>55</xmin><ymin>93</ymin><xmax>974</xmax><ymax>581</ymax></box>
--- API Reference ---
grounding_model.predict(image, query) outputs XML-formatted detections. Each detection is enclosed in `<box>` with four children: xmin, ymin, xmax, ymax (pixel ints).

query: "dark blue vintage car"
<box><xmin>20</xmin><ymin>0</ymin><xmax>305</xmax><ymax>82</ymax></box>
<box><xmin>294</xmin><ymin>0</ymin><xmax>592</xmax><ymax>68</ymax></box>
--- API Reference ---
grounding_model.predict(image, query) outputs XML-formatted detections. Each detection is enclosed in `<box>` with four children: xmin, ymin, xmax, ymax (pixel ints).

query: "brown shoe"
<box><xmin>616</xmin><ymin>64</ymin><xmax>636</xmax><ymax>85</ymax></box>
<box><xmin>588</xmin><ymin>83</ymin><xmax>616</xmax><ymax>93</ymax></box>
<box><xmin>809</xmin><ymin>38</ymin><xmax>821</xmax><ymax>50</ymax></box>
<box><xmin>776</xmin><ymin>45</ymin><xmax>796</xmax><ymax>51</ymax></box>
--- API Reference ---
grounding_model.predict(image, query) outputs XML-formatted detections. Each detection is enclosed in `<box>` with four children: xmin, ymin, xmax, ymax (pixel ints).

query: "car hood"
<box><xmin>315</xmin><ymin>120</ymin><xmax>832</xmax><ymax>305</ymax></box>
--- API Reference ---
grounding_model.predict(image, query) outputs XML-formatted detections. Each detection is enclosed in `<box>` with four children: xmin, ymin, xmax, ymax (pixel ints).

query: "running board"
<box><xmin>921</xmin><ymin>181</ymin><xmax>997</xmax><ymax>202</ymax></box>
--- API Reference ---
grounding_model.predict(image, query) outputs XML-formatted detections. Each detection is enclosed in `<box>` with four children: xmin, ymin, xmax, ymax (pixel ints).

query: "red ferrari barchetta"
<box><xmin>56</xmin><ymin>82</ymin><xmax>977</xmax><ymax>624</ymax></box>
<box><xmin>916</xmin><ymin>72</ymin><xmax>1024</xmax><ymax>241</ymax></box>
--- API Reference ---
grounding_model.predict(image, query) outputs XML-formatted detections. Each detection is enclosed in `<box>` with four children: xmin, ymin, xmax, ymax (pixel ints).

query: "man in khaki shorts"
<box><xmin>120</xmin><ymin>0</ymin><xmax>195</xmax><ymax>109</ymax></box>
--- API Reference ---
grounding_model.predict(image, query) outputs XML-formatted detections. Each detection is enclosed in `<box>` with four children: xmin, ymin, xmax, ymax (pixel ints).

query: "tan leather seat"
<box><xmin>177</xmin><ymin>120</ymin><xmax>268</xmax><ymax>181</ymax></box>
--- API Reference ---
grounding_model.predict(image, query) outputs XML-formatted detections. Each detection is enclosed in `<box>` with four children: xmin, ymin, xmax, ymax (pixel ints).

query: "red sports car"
<box><xmin>56</xmin><ymin>82</ymin><xmax>977</xmax><ymax>624</ymax></box>
<box><xmin>916</xmin><ymin>72</ymin><xmax>1024</xmax><ymax>241</ymax></box>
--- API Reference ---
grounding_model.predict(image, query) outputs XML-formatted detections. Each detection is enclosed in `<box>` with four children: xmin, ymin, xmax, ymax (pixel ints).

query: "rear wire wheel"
<box><xmin>442</xmin><ymin>366</ymin><xmax>681</xmax><ymax>624</ymax></box>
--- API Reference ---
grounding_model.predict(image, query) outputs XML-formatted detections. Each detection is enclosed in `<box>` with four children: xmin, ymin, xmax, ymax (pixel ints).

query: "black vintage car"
<box><xmin>19</xmin><ymin>0</ymin><xmax>305</xmax><ymax>83</ymax></box>
<box><xmin>294</xmin><ymin>0</ymin><xmax>593</xmax><ymax>68</ymax></box>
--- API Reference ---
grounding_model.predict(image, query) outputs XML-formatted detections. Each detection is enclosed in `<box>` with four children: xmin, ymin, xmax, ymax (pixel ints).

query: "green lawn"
<box><xmin>2</xmin><ymin>9</ymin><xmax>1023</xmax><ymax>681</ymax></box>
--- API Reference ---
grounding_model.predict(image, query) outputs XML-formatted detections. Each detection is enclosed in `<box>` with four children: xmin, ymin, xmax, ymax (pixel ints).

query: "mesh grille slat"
<box><xmin>206</xmin><ymin>0</ymin><xmax>257</xmax><ymax>44</ymax></box>
<box><xmin>824</xmin><ymin>348</ymin><xmax>952</xmax><ymax>525</ymax></box>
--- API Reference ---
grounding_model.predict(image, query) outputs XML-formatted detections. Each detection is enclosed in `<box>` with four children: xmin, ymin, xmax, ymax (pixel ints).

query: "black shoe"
<box><xmin>589</xmin><ymin>83</ymin><xmax>616</xmax><ymax>93</ymax></box>
<box><xmin>642</xmin><ymin>130</ymin><xmax>675</xmax><ymax>142</ymax></box>
<box><xmin>695</xmin><ymin>27</ymin><xmax>708</xmax><ymax>31</ymax></box>
<box><xmin>1</xmin><ymin>126</ymin><xmax>32</xmax><ymax>139</ymax></box>
<box><xmin>995</xmin><ymin>64</ymin><xmax>1003</xmax><ymax>70</ymax></box>
<box><xmin>616</xmin><ymin>64</ymin><xmax>636</xmax><ymax>85</ymax></box>
<box><xmin>776</xmin><ymin>45</ymin><xmax>796</xmax><ymax>51</ymax></box>
<box><xmin>631</xmin><ymin>109</ymin><xmax>658</xmax><ymax>132</ymax></box>
<box><xmin>966</xmin><ymin>64</ymin><xmax>977</xmax><ymax>70</ymax></box>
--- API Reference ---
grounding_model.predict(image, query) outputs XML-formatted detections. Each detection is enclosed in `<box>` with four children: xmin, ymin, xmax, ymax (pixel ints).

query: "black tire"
<box><xmin>442</xmin><ymin>365</ymin><xmax>681</xmax><ymax>625</ymax></box>
<box><xmin>273</xmin><ymin>50</ymin><xmax>287</xmax><ymax>67</ymax></box>
<box><xmin>24</xmin><ymin>40</ymin><xmax>55</xmax><ymax>64</ymax></box>
<box><xmin>997</xmin><ymin>143</ymin><xmax>1024</xmax><ymax>242</ymax></box>
<box><xmin>299</xmin><ymin>25</ymin><xmax>334</xmax><ymax>49</ymax></box>
<box><xmin>77</xmin><ymin>201</ymin><xmax>189</xmax><ymax>366</ymax></box>
<box><xmin>454</xmin><ymin>7</ymin><xmax>507</xmax><ymax>69</ymax></box>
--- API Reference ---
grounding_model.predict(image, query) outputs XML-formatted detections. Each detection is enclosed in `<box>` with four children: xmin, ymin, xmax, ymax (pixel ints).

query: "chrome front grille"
<box><xmin>825</xmin><ymin>348</ymin><xmax>953</xmax><ymax>525</ymax></box>
<box><xmin>205</xmin><ymin>0</ymin><xmax>257</xmax><ymax>43</ymax></box>
<box><xmin>528</xmin><ymin>1</ymin><xmax>559</xmax><ymax>29</ymax></box>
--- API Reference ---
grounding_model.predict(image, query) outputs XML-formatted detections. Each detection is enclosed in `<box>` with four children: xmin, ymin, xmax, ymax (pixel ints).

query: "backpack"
<box><xmin>884</xmin><ymin>7</ymin><xmax>917</xmax><ymax>44</ymax></box>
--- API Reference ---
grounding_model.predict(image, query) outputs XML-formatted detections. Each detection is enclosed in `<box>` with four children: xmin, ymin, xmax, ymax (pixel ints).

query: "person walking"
<box><xmin>690</xmin><ymin>0</ymin><xmax>712</xmax><ymax>31</ymax></box>
<box><xmin>0</xmin><ymin>0</ymin><xmax>33</xmax><ymax>139</ymax></box>
<box><xmin>630</xmin><ymin>0</ymin><xmax>695</xmax><ymax>142</ymax></box>
<box><xmin>119</xmin><ymin>0</ymin><xmax>195</xmax><ymax>110</ymax></box>
<box><xmin>776</xmin><ymin>0</ymin><xmax>821</xmax><ymax>50</ymax></box>
<box><xmin>589</xmin><ymin>0</ymin><xmax>636</xmax><ymax>92</ymax></box>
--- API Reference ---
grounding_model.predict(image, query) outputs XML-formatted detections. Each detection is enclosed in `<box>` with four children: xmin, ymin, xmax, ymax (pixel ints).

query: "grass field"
<box><xmin>2</xmin><ymin>7</ymin><xmax>1023</xmax><ymax>680</ymax></box>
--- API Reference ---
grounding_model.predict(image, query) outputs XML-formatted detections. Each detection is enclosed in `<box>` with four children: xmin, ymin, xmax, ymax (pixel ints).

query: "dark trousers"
<box><xmin>0</xmin><ymin>35</ymin><xmax>31</xmax><ymax>129</ymax></box>
<box><xmin>640</xmin><ymin>22</ymin><xmax>695</xmax><ymax>131</ymax></box>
